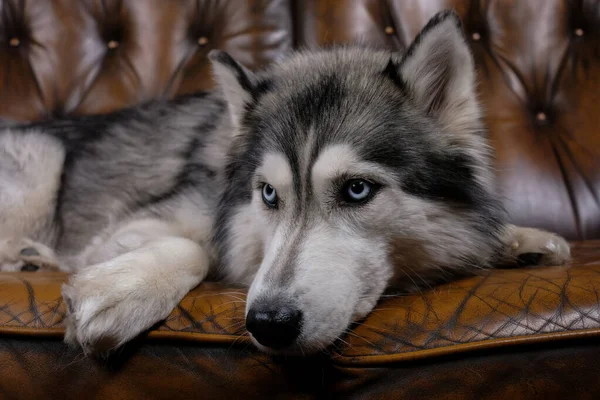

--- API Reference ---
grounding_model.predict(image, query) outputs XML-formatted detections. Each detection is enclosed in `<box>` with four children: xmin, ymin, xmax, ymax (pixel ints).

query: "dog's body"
<box><xmin>0</xmin><ymin>11</ymin><xmax>570</xmax><ymax>355</ymax></box>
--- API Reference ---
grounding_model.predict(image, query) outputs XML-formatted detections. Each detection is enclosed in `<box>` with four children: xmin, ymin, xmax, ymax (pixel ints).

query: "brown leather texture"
<box><xmin>331</xmin><ymin>340</ymin><xmax>600</xmax><ymax>399</ymax></box>
<box><xmin>0</xmin><ymin>338</ymin><xmax>326</xmax><ymax>400</ymax></box>
<box><xmin>1</xmin><ymin>243</ymin><xmax>600</xmax><ymax>398</ymax></box>
<box><xmin>0</xmin><ymin>0</ymin><xmax>293</xmax><ymax>117</ymax></box>
<box><xmin>1</xmin><ymin>241</ymin><xmax>600</xmax><ymax>358</ymax></box>
<box><xmin>1</xmin><ymin>0</ymin><xmax>600</xmax><ymax>398</ymax></box>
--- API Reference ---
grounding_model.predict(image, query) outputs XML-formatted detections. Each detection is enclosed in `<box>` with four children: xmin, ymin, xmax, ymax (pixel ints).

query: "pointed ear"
<box><xmin>208</xmin><ymin>50</ymin><xmax>258</xmax><ymax>126</ymax></box>
<box><xmin>399</xmin><ymin>11</ymin><xmax>481</xmax><ymax>133</ymax></box>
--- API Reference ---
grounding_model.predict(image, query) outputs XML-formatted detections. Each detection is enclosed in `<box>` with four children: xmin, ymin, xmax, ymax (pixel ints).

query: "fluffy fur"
<box><xmin>0</xmin><ymin>11</ymin><xmax>570</xmax><ymax>355</ymax></box>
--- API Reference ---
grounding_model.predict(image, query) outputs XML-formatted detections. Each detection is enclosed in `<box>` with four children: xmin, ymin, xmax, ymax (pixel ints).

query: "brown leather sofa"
<box><xmin>1</xmin><ymin>1</ymin><xmax>599</xmax><ymax>398</ymax></box>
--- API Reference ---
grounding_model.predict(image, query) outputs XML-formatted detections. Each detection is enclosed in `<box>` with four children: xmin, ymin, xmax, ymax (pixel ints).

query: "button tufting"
<box><xmin>9</xmin><ymin>37</ymin><xmax>20</xmax><ymax>47</ymax></box>
<box><xmin>384</xmin><ymin>26</ymin><xmax>395</xmax><ymax>35</ymax></box>
<box><xmin>107</xmin><ymin>40</ymin><xmax>119</xmax><ymax>49</ymax></box>
<box><xmin>574</xmin><ymin>28</ymin><xmax>584</xmax><ymax>37</ymax></box>
<box><xmin>471</xmin><ymin>32</ymin><xmax>481</xmax><ymax>41</ymax></box>
<box><xmin>198</xmin><ymin>36</ymin><xmax>209</xmax><ymax>46</ymax></box>
<box><xmin>536</xmin><ymin>112</ymin><xmax>547</xmax><ymax>122</ymax></box>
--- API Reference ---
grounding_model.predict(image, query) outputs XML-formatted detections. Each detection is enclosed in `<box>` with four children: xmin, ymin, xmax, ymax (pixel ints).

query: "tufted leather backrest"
<box><xmin>1</xmin><ymin>0</ymin><xmax>599</xmax><ymax>240</ymax></box>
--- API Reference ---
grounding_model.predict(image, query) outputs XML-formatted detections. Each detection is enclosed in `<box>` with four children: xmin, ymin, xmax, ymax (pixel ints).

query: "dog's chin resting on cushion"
<box><xmin>0</xmin><ymin>10</ymin><xmax>570</xmax><ymax>357</ymax></box>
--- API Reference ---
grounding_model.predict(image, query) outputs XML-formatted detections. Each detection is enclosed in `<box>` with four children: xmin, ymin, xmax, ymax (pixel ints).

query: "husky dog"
<box><xmin>0</xmin><ymin>11</ymin><xmax>570</xmax><ymax>355</ymax></box>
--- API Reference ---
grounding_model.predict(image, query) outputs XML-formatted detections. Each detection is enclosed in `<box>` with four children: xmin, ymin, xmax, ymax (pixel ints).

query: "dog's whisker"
<box><xmin>403</xmin><ymin>265</ymin><xmax>432</xmax><ymax>288</ymax></box>
<box><xmin>190</xmin><ymin>291</ymin><xmax>247</xmax><ymax>297</ymax></box>
<box><xmin>395</xmin><ymin>267</ymin><xmax>423</xmax><ymax>294</ymax></box>
<box><xmin>219</xmin><ymin>320</ymin><xmax>247</xmax><ymax>332</ymax></box>
<box><xmin>344</xmin><ymin>330</ymin><xmax>378</xmax><ymax>349</ymax></box>
<box><xmin>60</xmin><ymin>350</ymin><xmax>88</xmax><ymax>371</ymax></box>
<box><xmin>297</xmin><ymin>342</ymin><xmax>307</xmax><ymax>357</ymax></box>
<box><xmin>335</xmin><ymin>336</ymin><xmax>353</xmax><ymax>349</ymax></box>
<box><xmin>226</xmin><ymin>332</ymin><xmax>252</xmax><ymax>355</ymax></box>
<box><xmin>209</xmin><ymin>300</ymin><xmax>247</xmax><ymax>310</ymax></box>
<box><xmin>347</xmin><ymin>320</ymin><xmax>391</xmax><ymax>332</ymax></box>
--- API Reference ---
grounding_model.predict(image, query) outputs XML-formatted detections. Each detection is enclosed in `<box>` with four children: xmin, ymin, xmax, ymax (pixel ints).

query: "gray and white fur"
<box><xmin>0</xmin><ymin>11</ymin><xmax>570</xmax><ymax>355</ymax></box>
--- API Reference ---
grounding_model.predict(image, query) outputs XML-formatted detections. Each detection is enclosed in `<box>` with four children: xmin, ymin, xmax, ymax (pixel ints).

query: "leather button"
<box><xmin>107</xmin><ymin>40</ymin><xmax>119</xmax><ymax>49</ymax></box>
<box><xmin>384</xmin><ymin>26</ymin><xmax>394</xmax><ymax>35</ymax></box>
<box><xmin>471</xmin><ymin>32</ymin><xmax>481</xmax><ymax>41</ymax></box>
<box><xmin>536</xmin><ymin>112</ymin><xmax>547</xmax><ymax>122</ymax></box>
<box><xmin>574</xmin><ymin>28</ymin><xmax>584</xmax><ymax>37</ymax></box>
<box><xmin>198</xmin><ymin>36</ymin><xmax>209</xmax><ymax>46</ymax></box>
<box><xmin>9</xmin><ymin>37</ymin><xmax>20</xmax><ymax>47</ymax></box>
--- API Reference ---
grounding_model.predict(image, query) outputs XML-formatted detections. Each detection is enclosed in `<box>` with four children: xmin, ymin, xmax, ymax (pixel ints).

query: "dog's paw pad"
<box><xmin>21</xmin><ymin>263</ymin><xmax>40</xmax><ymax>272</ymax></box>
<box><xmin>516</xmin><ymin>253</ymin><xmax>543</xmax><ymax>266</ymax></box>
<box><xmin>20</xmin><ymin>247</ymin><xmax>40</xmax><ymax>257</ymax></box>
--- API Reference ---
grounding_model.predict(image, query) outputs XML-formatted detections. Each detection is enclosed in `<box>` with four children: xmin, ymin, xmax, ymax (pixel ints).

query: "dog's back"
<box><xmin>0</xmin><ymin>92</ymin><xmax>230</xmax><ymax>269</ymax></box>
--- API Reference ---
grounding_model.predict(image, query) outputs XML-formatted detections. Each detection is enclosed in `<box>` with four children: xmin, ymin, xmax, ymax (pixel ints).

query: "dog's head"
<box><xmin>210</xmin><ymin>11</ymin><xmax>503</xmax><ymax>354</ymax></box>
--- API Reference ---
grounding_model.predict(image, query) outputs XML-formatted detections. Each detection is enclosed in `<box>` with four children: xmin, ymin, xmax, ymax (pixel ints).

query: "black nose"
<box><xmin>246</xmin><ymin>305</ymin><xmax>303</xmax><ymax>349</ymax></box>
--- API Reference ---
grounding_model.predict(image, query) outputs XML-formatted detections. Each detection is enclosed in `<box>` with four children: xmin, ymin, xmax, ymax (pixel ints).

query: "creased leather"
<box><xmin>1</xmin><ymin>241</ymin><xmax>599</xmax><ymax>363</ymax></box>
<box><xmin>332</xmin><ymin>241</ymin><xmax>600</xmax><ymax>364</ymax></box>
<box><xmin>1</xmin><ymin>0</ymin><xmax>598</xmax><ymax>239</ymax></box>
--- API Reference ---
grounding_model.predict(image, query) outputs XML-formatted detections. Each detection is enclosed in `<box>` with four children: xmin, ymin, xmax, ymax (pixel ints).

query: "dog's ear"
<box><xmin>398</xmin><ymin>11</ymin><xmax>481</xmax><ymax>133</ymax></box>
<box><xmin>209</xmin><ymin>50</ymin><xmax>258</xmax><ymax>127</ymax></box>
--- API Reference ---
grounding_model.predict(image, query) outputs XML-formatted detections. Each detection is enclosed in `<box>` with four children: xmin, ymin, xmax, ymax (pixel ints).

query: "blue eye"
<box><xmin>262</xmin><ymin>183</ymin><xmax>278</xmax><ymax>207</ymax></box>
<box><xmin>342</xmin><ymin>179</ymin><xmax>375</xmax><ymax>204</ymax></box>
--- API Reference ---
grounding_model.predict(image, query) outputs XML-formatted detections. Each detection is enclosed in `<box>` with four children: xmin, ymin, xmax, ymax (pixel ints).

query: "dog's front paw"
<box><xmin>61</xmin><ymin>266</ymin><xmax>173</xmax><ymax>356</ymax></box>
<box><xmin>0</xmin><ymin>237</ymin><xmax>59</xmax><ymax>272</ymax></box>
<box><xmin>508</xmin><ymin>227</ymin><xmax>571</xmax><ymax>267</ymax></box>
<box><xmin>60</xmin><ymin>237</ymin><xmax>209</xmax><ymax>356</ymax></box>
<box><xmin>62</xmin><ymin>279</ymin><xmax>135</xmax><ymax>356</ymax></box>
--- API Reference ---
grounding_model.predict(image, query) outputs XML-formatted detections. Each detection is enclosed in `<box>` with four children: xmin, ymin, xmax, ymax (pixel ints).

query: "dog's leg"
<box><xmin>61</xmin><ymin>236</ymin><xmax>209</xmax><ymax>355</ymax></box>
<box><xmin>0</xmin><ymin>131</ymin><xmax>64</xmax><ymax>271</ymax></box>
<box><xmin>0</xmin><ymin>131</ymin><xmax>64</xmax><ymax>244</ymax></box>
<box><xmin>497</xmin><ymin>224</ymin><xmax>571</xmax><ymax>267</ymax></box>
